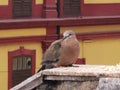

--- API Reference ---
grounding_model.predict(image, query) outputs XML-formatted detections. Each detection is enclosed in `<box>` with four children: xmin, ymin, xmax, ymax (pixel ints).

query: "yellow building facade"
<box><xmin>1</xmin><ymin>24</ymin><xmax>120</xmax><ymax>90</ymax></box>
<box><xmin>0</xmin><ymin>28</ymin><xmax>46</xmax><ymax>90</ymax></box>
<box><xmin>0</xmin><ymin>0</ymin><xmax>120</xmax><ymax>89</ymax></box>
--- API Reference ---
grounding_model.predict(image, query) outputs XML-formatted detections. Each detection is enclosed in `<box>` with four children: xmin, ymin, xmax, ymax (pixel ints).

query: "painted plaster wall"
<box><xmin>0</xmin><ymin>0</ymin><xmax>44</xmax><ymax>19</ymax></box>
<box><xmin>83</xmin><ymin>0</ymin><xmax>120</xmax><ymax>16</ymax></box>
<box><xmin>85</xmin><ymin>0</ymin><xmax>120</xmax><ymax>4</ymax></box>
<box><xmin>36</xmin><ymin>0</ymin><xmax>43</xmax><ymax>4</ymax></box>
<box><xmin>0</xmin><ymin>27</ymin><xmax>45</xmax><ymax>90</ymax></box>
<box><xmin>60</xmin><ymin>24</ymin><xmax>120</xmax><ymax>34</ymax></box>
<box><xmin>0</xmin><ymin>28</ymin><xmax>46</xmax><ymax>38</ymax></box>
<box><xmin>0</xmin><ymin>42</ymin><xmax>43</xmax><ymax>90</ymax></box>
<box><xmin>0</xmin><ymin>0</ymin><xmax>8</xmax><ymax>5</ymax></box>
<box><xmin>83</xmin><ymin>38</ymin><xmax>120</xmax><ymax>65</ymax></box>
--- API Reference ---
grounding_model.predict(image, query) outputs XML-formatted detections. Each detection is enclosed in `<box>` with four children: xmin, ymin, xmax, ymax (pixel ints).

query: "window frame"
<box><xmin>8</xmin><ymin>46</ymin><xmax>36</xmax><ymax>89</ymax></box>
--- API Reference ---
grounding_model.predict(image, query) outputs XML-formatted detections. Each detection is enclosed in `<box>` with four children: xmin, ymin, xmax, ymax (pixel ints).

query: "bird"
<box><xmin>52</xmin><ymin>30</ymin><xmax>80</xmax><ymax>67</ymax></box>
<box><xmin>38</xmin><ymin>30</ymin><xmax>80</xmax><ymax>71</ymax></box>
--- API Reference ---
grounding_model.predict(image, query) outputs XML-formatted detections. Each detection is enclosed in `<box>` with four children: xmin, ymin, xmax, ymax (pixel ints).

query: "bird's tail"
<box><xmin>37</xmin><ymin>65</ymin><xmax>46</xmax><ymax>72</ymax></box>
<box><xmin>37</xmin><ymin>64</ymin><xmax>54</xmax><ymax>72</ymax></box>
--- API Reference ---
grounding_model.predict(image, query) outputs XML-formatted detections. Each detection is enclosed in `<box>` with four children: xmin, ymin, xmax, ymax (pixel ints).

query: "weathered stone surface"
<box><xmin>56</xmin><ymin>81</ymin><xmax>98</xmax><ymax>90</ymax></box>
<box><xmin>36</xmin><ymin>81</ymin><xmax>59</xmax><ymax>90</ymax></box>
<box><xmin>45</xmin><ymin>76</ymin><xmax>99</xmax><ymax>81</ymax></box>
<box><xmin>42</xmin><ymin>65</ymin><xmax>120</xmax><ymax>78</ymax></box>
<box><xmin>10</xmin><ymin>65</ymin><xmax>120</xmax><ymax>90</ymax></box>
<box><xmin>97</xmin><ymin>78</ymin><xmax>120</xmax><ymax>90</ymax></box>
<box><xmin>37</xmin><ymin>80</ymin><xmax>99</xmax><ymax>90</ymax></box>
<box><xmin>36</xmin><ymin>65</ymin><xmax>120</xmax><ymax>90</ymax></box>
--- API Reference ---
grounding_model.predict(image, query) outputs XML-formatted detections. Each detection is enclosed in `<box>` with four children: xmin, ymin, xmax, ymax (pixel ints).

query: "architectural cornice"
<box><xmin>0</xmin><ymin>16</ymin><xmax>120</xmax><ymax>30</ymax></box>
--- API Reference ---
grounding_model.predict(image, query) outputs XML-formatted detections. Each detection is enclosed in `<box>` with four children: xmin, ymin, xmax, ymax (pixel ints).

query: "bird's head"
<box><xmin>63</xmin><ymin>30</ymin><xmax>75</xmax><ymax>39</ymax></box>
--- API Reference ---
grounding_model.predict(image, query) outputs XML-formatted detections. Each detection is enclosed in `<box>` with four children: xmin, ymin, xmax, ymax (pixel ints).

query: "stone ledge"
<box><xmin>10</xmin><ymin>64</ymin><xmax>120</xmax><ymax>90</ymax></box>
<box><xmin>42</xmin><ymin>65</ymin><xmax>120</xmax><ymax>78</ymax></box>
<box><xmin>37</xmin><ymin>65</ymin><xmax>120</xmax><ymax>90</ymax></box>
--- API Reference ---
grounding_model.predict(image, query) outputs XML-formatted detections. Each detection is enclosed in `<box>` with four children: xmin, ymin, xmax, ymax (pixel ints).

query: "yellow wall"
<box><xmin>0</xmin><ymin>73</ymin><xmax>8</xmax><ymax>90</ymax></box>
<box><xmin>0</xmin><ymin>42</ymin><xmax>43</xmax><ymax>90</ymax></box>
<box><xmin>35</xmin><ymin>0</ymin><xmax>43</xmax><ymax>4</ymax></box>
<box><xmin>0</xmin><ymin>0</ymin><xmax>8</xmax><ymax>5</ymax></box>
<box><xmin>83</xmin><ymin>38</ymin><xmax>120</xmax><ymax>65</ymax></box>
<box><xmin>60</xmin><ymin>24</ymin><xmax>120</xmax><ymax>34</ymax></box>
<box><xmin>61</xmin><ymin>24</ymin><xmax>120</xmax><ymax>65</ymax></box>
<box><xmin>0</xmin><ymin>28</ymin><xmax>45</xmax><ymax>90</ymax></box>
<box><xmin>85</xmin><ymin>0</ymin><xmax>120</xmax><ymax>4</ymax></box>
<box><xmin>0</xmin><ymin>28</ymin><xmax>46</xmax><ymax>38</ymax></box>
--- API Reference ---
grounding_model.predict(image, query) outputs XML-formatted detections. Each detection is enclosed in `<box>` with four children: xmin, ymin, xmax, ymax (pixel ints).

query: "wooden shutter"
<box><xmin>63</xmin><ymin>0</ymin><xmax>80</xmax><ymax>16</ymax></box>
<box><xmin>12</xmin><ymin>55</ymin><xmax>32</xmax><ymax>86</ymax></box>
<box><xmin>12</xmin><ymin>0</ymin><xmax>32</xmax><ymax>18</ymax></box>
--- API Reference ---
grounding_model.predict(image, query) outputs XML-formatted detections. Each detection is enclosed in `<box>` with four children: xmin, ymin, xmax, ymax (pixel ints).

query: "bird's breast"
<box><xmin>61</xmin><ymin>39</ymin><xmax>80</xmax><ymax>56</ymax></box>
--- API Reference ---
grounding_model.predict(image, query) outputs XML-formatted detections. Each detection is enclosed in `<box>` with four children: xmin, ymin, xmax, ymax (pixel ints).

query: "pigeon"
<box><xmin>38</xmin><ymin>30</ymin><xmax>80</xmax><ymax>71</ymax></box>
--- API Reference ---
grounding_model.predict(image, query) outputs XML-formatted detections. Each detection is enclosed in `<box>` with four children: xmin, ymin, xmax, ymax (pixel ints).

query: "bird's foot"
<box><xmin>66</xmin><ymin>64</ymin><xmax>72</xmax><ymax>67</ymax></box>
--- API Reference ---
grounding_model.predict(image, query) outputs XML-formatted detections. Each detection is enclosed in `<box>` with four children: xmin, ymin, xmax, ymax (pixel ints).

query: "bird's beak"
<box><xmin>63</xmin><ymin>36</ymin><xmax>67</xmax><ymax>40</ymax></box>
<box><xmin>63</xmin><ymin>34</ymin><xmax>72</xmax><ymax>40</ymax></box>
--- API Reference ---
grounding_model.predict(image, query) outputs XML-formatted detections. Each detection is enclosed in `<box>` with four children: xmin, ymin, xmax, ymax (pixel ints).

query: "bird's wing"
<box><xmin>42</xmin><ymin>39</ymin><xmax>62</xmax><ymax>65</ymax></box>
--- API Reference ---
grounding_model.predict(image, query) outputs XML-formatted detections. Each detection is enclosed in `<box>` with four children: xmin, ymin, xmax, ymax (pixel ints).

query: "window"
<box><xmin>8</xmin><ymin>47</ymin><xmax>36</xmax><ymax>89</ymax></box>
<box><xmin>63</xmin><ymin>0</ymin><xmax>80</xmax><ymax>16</ymax></box>
<box><xmin>12</xmin><ymin>0</ymin><xmax>32</xmax><ymax>18</ymax></box>
<box><xmin>12</xmin><ymin>55</ymin><xmax>32</xmax><ymax>70</ymax></box>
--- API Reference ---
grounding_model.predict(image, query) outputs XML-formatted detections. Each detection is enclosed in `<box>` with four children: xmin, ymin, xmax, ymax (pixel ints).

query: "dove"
<box><xmin>52</xmin><ymin>30</ymin><xmax>80</xmax><ymax>67</ymax></box>
<box><xmin>38</xmin><ymin>30</ymin><xmax>80</xmax><ymax>71</ymax></box>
